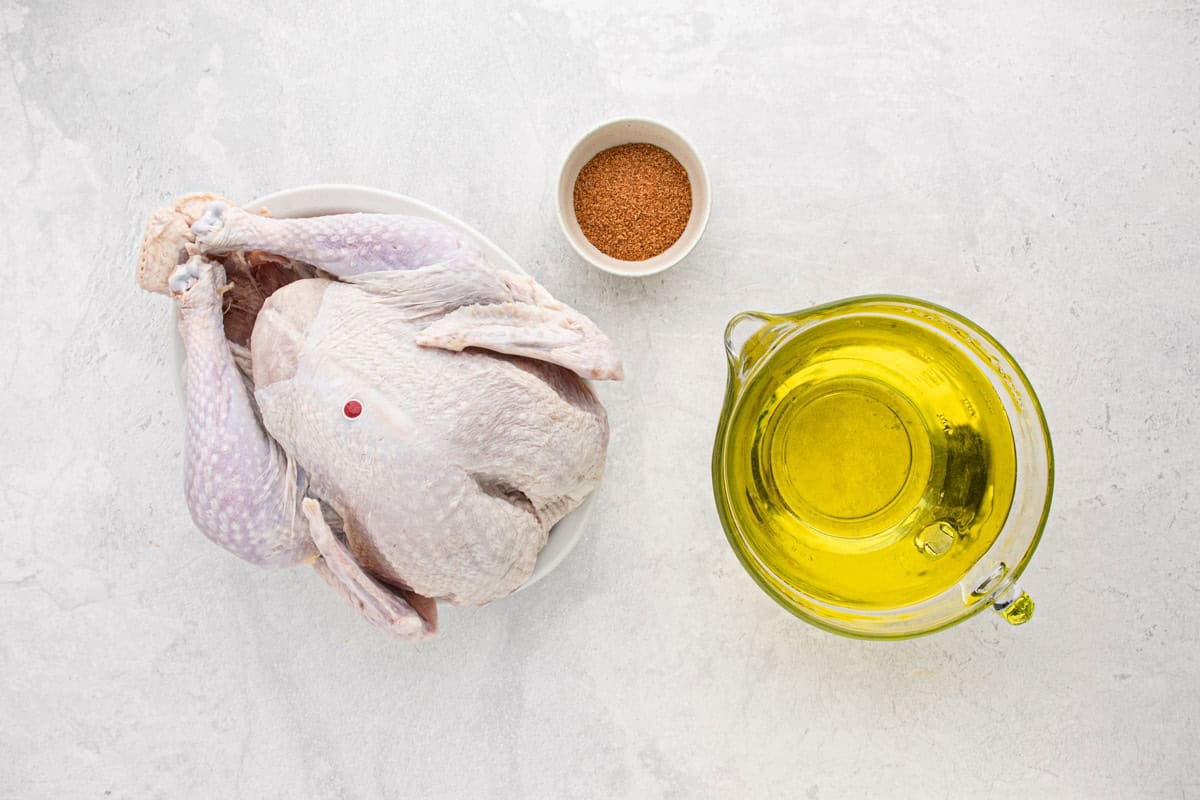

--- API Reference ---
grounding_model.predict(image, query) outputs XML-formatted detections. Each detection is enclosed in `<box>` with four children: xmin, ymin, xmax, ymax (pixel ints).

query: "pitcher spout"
<box><xmin>724</xmin><ymin>311</ymin><xmax>779</xmax><ymax>385</ymax></box>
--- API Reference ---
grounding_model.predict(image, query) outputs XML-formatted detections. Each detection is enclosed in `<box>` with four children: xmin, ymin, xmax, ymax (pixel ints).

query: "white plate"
<box><xmin>172</xmin><ymin>184</ymin><xmax>592</xmax><ymax>591</ymax></box>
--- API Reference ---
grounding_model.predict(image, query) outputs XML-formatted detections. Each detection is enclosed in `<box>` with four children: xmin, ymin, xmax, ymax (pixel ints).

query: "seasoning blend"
<box><xmin>557</xmin><ymin>118</ymin><xmax>709</xmax><ymax>276</ymax></box>
<box><xmin>573</xmin><ymin>143</ymin><xmax>693</xmax><ymax>262</ymax></box>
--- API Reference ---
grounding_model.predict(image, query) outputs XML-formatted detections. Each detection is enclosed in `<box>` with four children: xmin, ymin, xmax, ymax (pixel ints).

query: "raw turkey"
<box><xmin>138</xmin><ymin>195</ymin><xmax>622</xmax><ymax>640</ymax></box>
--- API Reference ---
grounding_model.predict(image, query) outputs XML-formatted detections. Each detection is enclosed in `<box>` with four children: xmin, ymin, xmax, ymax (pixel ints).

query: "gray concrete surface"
<box><xmin>2</xmin><ymin>1</ymin><xmax>1198</xmax><ymax>797</ymax></box>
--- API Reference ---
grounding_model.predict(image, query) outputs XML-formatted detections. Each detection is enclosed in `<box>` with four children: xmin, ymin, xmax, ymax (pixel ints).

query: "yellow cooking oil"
<box><xmin>723</xmin><ymin>313</ymin><xmax>1018</xmax><ymax>609</ymax></box>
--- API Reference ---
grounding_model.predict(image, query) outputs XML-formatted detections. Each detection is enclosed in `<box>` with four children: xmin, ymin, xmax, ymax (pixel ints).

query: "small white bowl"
<box><xmin>557</xmin><ymin>118</ymin><xmax>710</xmax><ymax>277</ymax></box>
<box><xmin>171</xmin><ymin>184</ymin><xmax>592</xmax><ymax>591</ymax></box>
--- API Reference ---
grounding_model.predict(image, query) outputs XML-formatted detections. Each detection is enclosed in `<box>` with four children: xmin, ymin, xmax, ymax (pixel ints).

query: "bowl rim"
<box><xmin>711</xmin><ymin>294</ymin><xmax>1055</xmax><ymax>640</ymax></box>
<box><xmin>556</xmin><ymin>116</ymin><xmax>711</xmax><ymax>277</ymax></box>
<box><xmin>173</xmin><ymin>183</ymin><xmax>594</xmax><ymax>593</ymax></box>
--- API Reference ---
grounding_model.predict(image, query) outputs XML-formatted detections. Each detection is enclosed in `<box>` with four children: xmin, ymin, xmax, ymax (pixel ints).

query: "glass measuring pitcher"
<box><xmin>712</xmin><ymin>296</ymin><xmax>1053</xmax><ymax>639</ymax></box>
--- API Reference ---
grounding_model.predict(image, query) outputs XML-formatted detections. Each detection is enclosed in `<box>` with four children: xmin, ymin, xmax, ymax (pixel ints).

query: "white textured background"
<box><xmin>2</xmin><ymin>1</ymin><xmax>1199</xmax><ymax>797</ymax></box>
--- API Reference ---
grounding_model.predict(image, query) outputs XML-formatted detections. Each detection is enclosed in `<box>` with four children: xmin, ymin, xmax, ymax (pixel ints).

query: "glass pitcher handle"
<box><xmin>991</xmin><ymin>583</ymin><xmax>1035</xmax><ymax>625</ymax></box>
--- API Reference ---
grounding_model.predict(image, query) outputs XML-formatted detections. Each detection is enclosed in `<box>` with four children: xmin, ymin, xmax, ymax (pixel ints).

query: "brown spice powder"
<box><xmin>573</xmin><ymin>143</ymin><xmax>692</xmax><ymax>261</ymax></box>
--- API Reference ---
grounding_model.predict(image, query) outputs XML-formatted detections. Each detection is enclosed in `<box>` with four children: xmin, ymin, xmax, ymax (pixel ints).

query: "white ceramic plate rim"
<box><xmin>171</xmin><ymin>183</ymin><xmax>592</xmax><ymax>592</ymax></box>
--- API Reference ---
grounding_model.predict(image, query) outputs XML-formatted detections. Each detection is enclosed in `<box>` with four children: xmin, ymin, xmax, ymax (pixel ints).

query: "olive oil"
<box><xmin>722</xmin><ymin>313</ymin><xmax>1018</xmax><ymax>610</ymax></box>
